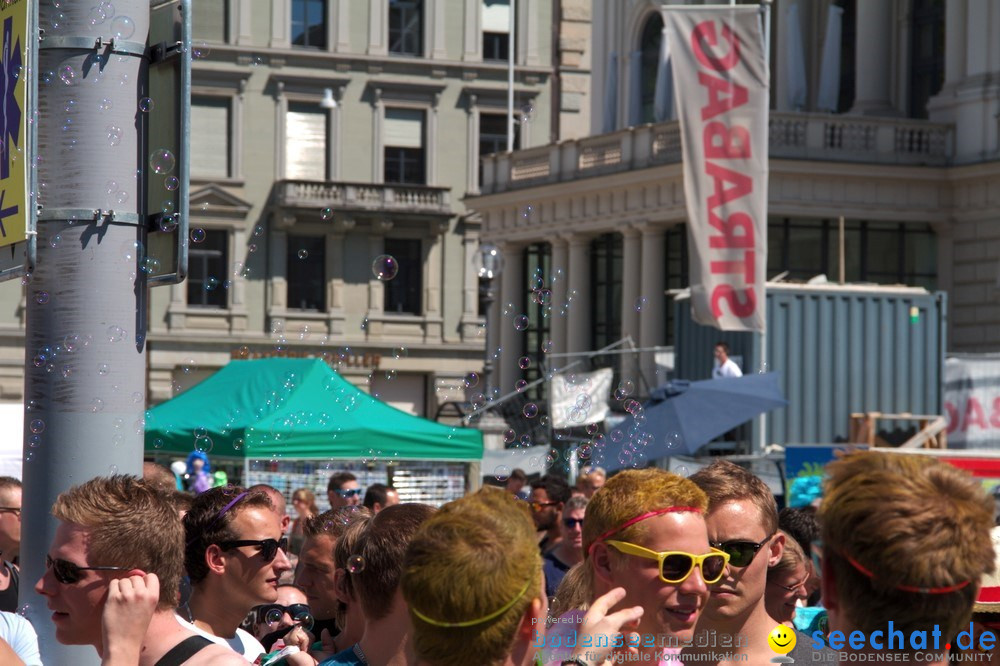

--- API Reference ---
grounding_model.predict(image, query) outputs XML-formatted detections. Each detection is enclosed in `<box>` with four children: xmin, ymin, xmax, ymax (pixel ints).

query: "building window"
<box><xmin>909</xmin><ymin>0</ymin><xmax>944</xmax><ymax>119</ymax></box>
<box><xmin>664</xmin><ymin>225</ymin><xmax>689</xmax><ymax>346</ymax></box>
<box><xmin>483</xmin><ymin>0</ymin><xmax>511</xmax><ymax>61</ymax></box>
<box><xmin>187</xmin><ymin>230</ymin><xmax>228</xmax><ymax>308</ymax></box>
<box><xmin>292</xmin><ymin>0</ymin><xmax>327</xmax><ymax>48</ymax></box>
<box><xmin>287</xmin><ymin>236</ymin><xmax>326</xmax><ymax>311</ymax></box>
<box><xmin>285</xmin><ymin>104</ymin><xmax>328</xmax><ymax>181</ymax></box>
<box><xmin>384</xmin><ymin>238</ymin><xmax>422</xmax><ymax>314</ymax></box>
<box><xmin>521</xmin><ymin>242</ymin><xmax>551</xmax><ymax>400</ymax></box>
<box><xmin>768</xmin><ymin>218</ymin><xmax>937</xmax><ymax>289</ymax></box>
<box><xmin>591</xmin><ymin>233</ymin><xmax>623</xmax><ymax>351</ymax></box>
<box><xmin>191</xmin><ymin>98</ymin><xmax>230</xmax><ymax>179</ymax></box>
<box><xmin>836</xmin><ymin>0</ymin><xmax>856</xmax><ymax>113</ymax></box>
<box><xmin>384</xmin><ymin>108</ymin><xmax>426</xmax><ymax>185</ymax></box>
<box><xmin>389</xmin><ymin>0</ymin><xmax>423</xmax><ymax>56</ymax></box>
<box><xmin>639</xmin><ymin>13</ymin><xmax>663</xmax><ymax>125</ymax></box>
<box><xmin>478</xmin><ymin>113</ymin><xmax>519</xmax><ymax>184</ymax></box>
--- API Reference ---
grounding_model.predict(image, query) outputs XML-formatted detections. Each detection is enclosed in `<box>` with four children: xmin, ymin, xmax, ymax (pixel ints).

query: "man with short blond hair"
<box><xmin>35</xmin><ymin>475</ymin><xmax>245</xmax><ymax>664</ymax></box>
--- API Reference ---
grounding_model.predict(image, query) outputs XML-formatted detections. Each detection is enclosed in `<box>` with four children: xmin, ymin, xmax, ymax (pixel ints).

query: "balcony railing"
<box><xmin>274</xmin><ymin>180</ymin><xmax>452</xmax><ymax>216</ymax></box>
<box><xmin>480</xmin><ymin>112</ymin><xmax>954</xmax><ymax>194</ymax></box>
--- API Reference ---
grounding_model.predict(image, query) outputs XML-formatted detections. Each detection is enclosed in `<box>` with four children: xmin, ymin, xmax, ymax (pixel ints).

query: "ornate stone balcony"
<box><xmin>479</xmin><ymin>113</ymin><xmax>954</xmax><ymax>194</ymax></box>
<box><xmin>273</xmin><ymin>180</ymin><xmax>452</xmax><ymax>218</ymax></box>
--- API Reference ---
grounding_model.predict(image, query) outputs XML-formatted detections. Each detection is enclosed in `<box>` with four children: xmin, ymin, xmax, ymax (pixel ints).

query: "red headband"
<box><xmin>588</xmin><ymin>507</ymin><xmax>702</xmax><ymax>555</ymax></box>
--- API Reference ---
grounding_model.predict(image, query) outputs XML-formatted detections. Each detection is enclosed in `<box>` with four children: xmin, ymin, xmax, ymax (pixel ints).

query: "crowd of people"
<box><xmin>0</xmin><ymin>450</ymin><xmax>998</xmax><ymax>665</ymax></box>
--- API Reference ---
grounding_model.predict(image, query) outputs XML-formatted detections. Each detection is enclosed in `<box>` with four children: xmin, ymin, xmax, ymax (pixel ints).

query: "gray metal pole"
<box><xmin>23</xmin><ymin>3</ymin><xmax>150</xmax><ymax>663</ymax></box>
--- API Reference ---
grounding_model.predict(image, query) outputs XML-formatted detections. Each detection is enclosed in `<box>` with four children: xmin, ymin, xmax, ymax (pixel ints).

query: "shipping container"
<box><xmin>673</xmin><ymin>283</ymin><xmax>947</xmax><ymax>446</ymax></box>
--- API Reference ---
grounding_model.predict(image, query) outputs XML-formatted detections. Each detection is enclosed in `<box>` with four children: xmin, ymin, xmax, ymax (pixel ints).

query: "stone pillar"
<box><xmin>424</xmin><ymin>225</ymin><xmax>444</xmax><ymax>343</ymax></box>
<box><xmin>943</xmin><ymin>0</ymin><xmax>967</xmax><ymax>87</ymax></box>
<box><xmin>372</xmin><ymin>88</ymin><xmax>384</xmax><ymax>183</ymax></box>
<box><xmin>639</xmin><ymin>225</ymin><xmax>666</xmax><ymax>385</ymax></box>
<box><xmin>463</xmin><ymin>0</ymin><xmax>482</xmax><ymax>61</ymax></box>
<box><xmin>550</xmin><ymin>237</ymin><xmax>568</xmax><ymax>356</ymax></box>
<box><xmin>566</xmin><ymin>234</ymin><xmax>590</xmax><ymax>355</ymax></box>
<box><xmin>497</xmin><ymin>242</ymin><xmax>524</xmax><ymax>396</ymax></box>
<box><xmin>620</xmin><ymin>226</ymin><xmax>642</xmax><ymax>387</ymax></box>
<box><xmin>368</xmin><ymin>1</ymin><xmax>388</xmax><ymax>55</ymax></box>
<box><xmin>460</xmin><ymin>227</ymin><xmax>481</xmax><ymax>341</ymax></box>
<box><xmin>269</xmin><ymin>229</ymin><xmax>288</xmax><ymax>311</ymax></box>
<box><xmin>851</xmin><ymin>1</ymin><xmax>895</xmax><ymax>115</ymax></box>
<box><xmin>327</xmin><ymin>228</ymin><xmax>349</xmax><ymax>336</ymax></box>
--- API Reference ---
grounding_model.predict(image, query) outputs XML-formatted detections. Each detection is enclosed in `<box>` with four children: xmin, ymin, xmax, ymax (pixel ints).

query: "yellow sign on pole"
<box><xmin>0</xmin><ymin>0</ymin><xmax>27</xmax><ymax>248</ymax></box>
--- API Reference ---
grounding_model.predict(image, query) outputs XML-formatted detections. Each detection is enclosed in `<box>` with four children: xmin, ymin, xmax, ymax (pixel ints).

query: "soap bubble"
<box><xmin>138</xmin><ymin>97</ymin><xmax>154</xmax><ymax>112</ymax></box>
<box><xmin>29</xmin><ymin>419</ymin><xmax>44</xmax><ymax>434</ymax></box>
<box><xmin>297</xmin><ymin>249</ymin><xmax>308</xmax><ymax>260</ymax></box>
<box><xmin>106</xmin><ymin>125</ymin><xmax>122</xmax><ymax>146</ymax></box>
<box><xmin>514</xmin><ymin>315</ymin><xmax>528</xmax><ymax>331</ymax></box>
<box><xmin>264</xmin><ymin>607</ymin><xmax>283</xmax><ymax>624</ymax></box>
<box><xmin>149</xmin><ymin>149</ymin><xmax>176</xmax><ymax>175</ymax></box>
<box><xmin>321</xmin><ymin>207</ymin><xmax>334</xmax><ymax>221</ymax></box>
<box><xmin>59</xmin><ymin>66</ymin><xmax>75</xmax><ymax>85</ymax></box>
<box><xmin>503</xmin><ymin>429</ymin><xmax>516</xmax><ymax>443</ymax></box>
<box><xmin>515</xmin><ymin>380</ymin><xmax>528</xmax><ymax>392</ymax></box>
<box><xmin>523</xmin><ymin>403</ymin><xmax>538</xmax><ymax>418</ymax></box>
<box><xmin>635</xmin><ymin>296</ymin><xmax>647</xmax><ymax>311</ymax></box>
<box><xmin>518</xmin><ymin>356</ymin><xmax>530</xmax><ymax>369</ymax></box>
<box><xmin>34</xmin><ymin>291</ymin><xmax>49</xmax><ymax>305</ymax></box>
<box><xmin>494</xmin><ymin>465</ymin><xmax>511</xmax><ymax>482</ymax></box>
<box><xmin>372</xmin><ymin>255</ymin><xmax>398</xmax><ymax>280</ymax></box>
<box><xmin>190</xmin><ymin>228</ymin><xmax>206</xmax><ymax>243</ymax></box>
<box><xmin>110</xmin><ymin>15</ymin><xmax>135</xmax><ymax>40</ymax></box>
<box><xmin>464</xmin><ymin>372</ymin><xmax>479</xmax><ymax>388</ymax></box>
<box><xmin>98</xmin><ymin>98</ymin><xmax>112</xmax><ymax>112</ymax></box>
<box><xmin>347</xmin><ymin>555</ymin><xmax>365</xmax><ymax>574</ymax></box>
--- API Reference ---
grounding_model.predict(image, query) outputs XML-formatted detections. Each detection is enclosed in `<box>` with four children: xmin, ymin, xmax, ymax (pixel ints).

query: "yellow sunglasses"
<box><xmin>605</xmin><ymin>540</ymin><xmax>730</xmax><ymax>585</ymax></box>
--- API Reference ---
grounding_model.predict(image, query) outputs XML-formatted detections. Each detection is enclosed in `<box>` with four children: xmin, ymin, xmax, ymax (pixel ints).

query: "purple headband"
<box><xmin>186</xmin><ymin>491</ymin><xmax>248</xmax><ymax>546</ymax></box>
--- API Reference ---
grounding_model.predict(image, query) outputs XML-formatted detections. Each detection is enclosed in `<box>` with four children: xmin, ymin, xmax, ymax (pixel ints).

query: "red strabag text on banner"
<box><xmin>663</xmin><ymin>6</ymin><xmax>769</xmax><ymax>332</ymax></box>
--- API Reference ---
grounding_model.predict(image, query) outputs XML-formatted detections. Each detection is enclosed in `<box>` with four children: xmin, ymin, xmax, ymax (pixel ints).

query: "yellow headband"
<box><xmin>409</xmin><ymin>578</ymin><xmax>533</xmax><ymax>628</ymax></box>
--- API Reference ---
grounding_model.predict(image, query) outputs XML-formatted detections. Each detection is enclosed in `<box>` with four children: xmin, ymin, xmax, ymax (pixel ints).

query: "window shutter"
<box><xmin>384</xmin><ymin>109</ymin><xmax>424</xmax><ymax>149</ymax></box>
<box><xmin>191</xmin><ymin>100</ymin><xmax>229</xmax><ymax>178</ymax></box>
<box><xmin>285</xmin><ymin>109</ymin><xmax>327</xmax><ymax>180</ymax></box>
<box><xmin>482</xmin><ymin>0</ymin><xmax>510</xmax><ymax>34</ymax></box>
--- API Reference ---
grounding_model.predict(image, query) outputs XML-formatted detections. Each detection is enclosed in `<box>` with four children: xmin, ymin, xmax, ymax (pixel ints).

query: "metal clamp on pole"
<box><xmin>38</xmin><ymin>35</ymin><xmax>148</xmax><ymax>58</ymax></box>
<box><xmin>36</xmin><ymin>208</ymin><xmax>143</xmax><ymax>226</ymax></box>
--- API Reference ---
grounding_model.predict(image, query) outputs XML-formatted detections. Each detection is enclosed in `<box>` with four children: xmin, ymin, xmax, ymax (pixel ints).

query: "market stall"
<box><xmin>144</xmin><ymin>358</ymin><xmax>483</xmax><ymax>506</ymax></box>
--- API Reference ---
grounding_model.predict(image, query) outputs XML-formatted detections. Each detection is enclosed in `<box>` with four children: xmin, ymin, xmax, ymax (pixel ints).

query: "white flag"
<box><xmin>550</xmin><ymin>368</ymin><xmax>613</xmax><ymax>429</ymax></box>
<box><xmin>663</xmin><ymin>6</ymin><xmax>769</xmax><ymax>332</ymax></box>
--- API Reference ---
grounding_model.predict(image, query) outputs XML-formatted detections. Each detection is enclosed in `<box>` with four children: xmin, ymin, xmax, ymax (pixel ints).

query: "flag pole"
<box><xmin>756</xmin><ymin>0</ymin><xmax>772</xmax><ymax>455</ymax></box>
<box><xmin>507</xmin><ymin>0</ymin><xmax>516</xmax><ymax>151</ymax></box>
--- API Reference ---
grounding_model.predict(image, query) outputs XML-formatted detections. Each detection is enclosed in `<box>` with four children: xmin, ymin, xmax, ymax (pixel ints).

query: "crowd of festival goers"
<box><xmin>0</xmin><ymin>448</ymin><xmax>997</xmax><ymax>665</ymax></box>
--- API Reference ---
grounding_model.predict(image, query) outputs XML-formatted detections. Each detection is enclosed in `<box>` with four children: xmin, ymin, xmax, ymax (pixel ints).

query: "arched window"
<box><xmin>639</xmin><ymin>13</ymin><xmax>664</xmax><ymax>125</ymax></box>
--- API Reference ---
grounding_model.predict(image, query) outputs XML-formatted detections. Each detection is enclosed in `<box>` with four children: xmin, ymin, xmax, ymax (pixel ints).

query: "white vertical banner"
<box><xmin>663</xmin><ymin>6</ymin><xmax>769</xmax><ymax>332</ymax></box>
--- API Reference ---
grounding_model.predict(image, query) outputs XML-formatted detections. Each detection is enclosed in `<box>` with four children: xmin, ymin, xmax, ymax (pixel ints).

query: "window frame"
<box><xmin>291</xmin><ymin>0</ymin><xmax>328</xmax><ymax>49</ymax></box>
<box><xmin>389</xmin><ymin>0</ymin><xmax>424</xmax><ymax>57</ymax></box>
<box><xmin>286</xmin><ymin>235</ymin><xmax>327</xmax><ymax>312</ymax></box>
<box><xmin>383</xmin><ymin>237</ymin><xmax>424</xmax><ymax>315</ymax></box>
<box><xmin>186</xmin><ymin>229</ymin><xmax>230</xmax><ymax>309</ymax></box>
<box><xmin>284</xmin><ymin>102</ymin><xmax>330</xmax><ymax>181</ymax></box>
<box><xmin>383</xmin><ymin>107</ymin><xmax>427</xmax><ymax>185</ymax></box>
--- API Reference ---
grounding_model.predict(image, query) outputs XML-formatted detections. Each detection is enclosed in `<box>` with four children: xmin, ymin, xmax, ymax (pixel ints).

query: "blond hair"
<box><xmin>820</xmin><ymin>452</ymin><xmax>995</xmax><ymax>640</ymax></box>
<box><xmin>579</xmin><ymin>469</ymin><xmax>709</xmax><ymax>605</ymax></box>
<box><xmin>51</xmin><ymin>475</ymin><xmax>183</xmax><ymax>609</ymax></box>
<box><xmin>402</xmin><ymin>487</ymin><xmax>542</xmax><ymax>666</ymax></box>
<box><xmin>688</xmin><ymin>459</ymin><xmax>778</xmax><ymax>534</ymax></box>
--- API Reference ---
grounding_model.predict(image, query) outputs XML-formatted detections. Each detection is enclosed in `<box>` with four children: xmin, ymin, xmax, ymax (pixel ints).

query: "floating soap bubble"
<box><xmin>264</xmin><ymin>607</ymin><xmax>283</xmax><ymax>624</ymax></box>
<box><xmin>464</xmin><ymin>372</ymin><xmax>479</xmax><ymax>388</ymax></box>
<box><xmin>523</xmin><ymin>403</ymin><xmax>538</xmax><ymax>418</ymax></box>
<box><xmin>635</xmin><ymin>296</ymin><xmax>647</xmax><ymax>312</ymax></box>
<box><xmin>494</xmin><ymin>465</ymin><xmax>511</xmax><ymax>482</ymax></box>
<box><xmin>110</xmin><ymin>15</ymin><xmax>135</xmax><ymax>40</ymax></box>
<box><xmin>518</xmin><ymin>356</ymin><xmax>531</xmax><ymax>369</ymax></box>
<box><xmin>149</xmin><ymin>149</ymin><xmax>176</xmax><ymax>175</ymax></box>
<box><xmin>514</xmin><ymin>315</ymin><xmax>529</xmax><ymax>331</ymax></box>
<box><xmin>372</xmin><ymin>254</ymin><xmax>398</xmax><ymax>280</ymax></box>
<box><xmin>138</xmin><ymin>97</ymin><xmax>154</xmax><ymax>112</ymax></box>
<box><xmin>321</xmin><ymin>207</ymin><xmax>333</xmax><ymax>221</ymax></box>
<box><xmin>347</xmin><ymin>555</ymin><xmax>365</xmax><ymax>574</ymax></box>
<box><xmin>515</xmin><ymin>379</ymin><xmax>528</xmax><ymax>393</ymax></box>
<box><xmin>34</xmin><ymin>291</ymin><xmax>49</xmax><ymax>305</ymax></box>
<box><xmin>503</xmin><ymin>429</ymin><xmax>516</xmax><ymax>444</ymax></box>
<box><xmin>190</xmin><ymin>228</ymin><xmax>206</xmax><ymax>243</ymax></box>
<box><xmin>29</xmin><ymin>419</ymin><xmax>44</xmax><ymax>434</ymax></box>
<box><xmin>297</xmin><ymin>249</ymin><xmax>308</xmax><ymax>260</ymax></box>
<box><xmin>59</xmin><ymin>66</ymin><xmax>75</xmax><ymax>85</ymax></box>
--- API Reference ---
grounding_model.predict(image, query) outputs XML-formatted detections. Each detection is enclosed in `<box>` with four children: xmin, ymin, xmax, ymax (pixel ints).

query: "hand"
<box><xmin>101</xmin><ymin>573</ymin><xmax>159</xmax><ymax>666</ymax></box>
<box><xmin>569</xmin><ymin>587</ymin><xmax>643</xmax><ymax>666</ymax></box>
<box><xmin>282</xmin><ymin>623</ymin><xmax>312</xmax><ymax>652</ymax></box>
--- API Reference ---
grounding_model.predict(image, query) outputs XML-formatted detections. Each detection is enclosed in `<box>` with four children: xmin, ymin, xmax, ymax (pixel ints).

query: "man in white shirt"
<box><xmin>181</xmin><ymin>485</ymin><xmax>293</xmax><ymax>662</ymax></box>
<box><xmin>712</xmin><ymin>342</ymin><xmax>743</xmax><ymax>378</ymax></box>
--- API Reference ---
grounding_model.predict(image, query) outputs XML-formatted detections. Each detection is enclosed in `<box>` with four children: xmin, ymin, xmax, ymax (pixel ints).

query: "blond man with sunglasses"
<box><xmin>548</xmin><ymin>468</ymin><xmax>727</xmax><ymax>665</ymax></box>
<box><xmin>686</xmin><ymin>460</ymin><xmax>837</xmax><ymax>664</ymax></box>
<box><xmin>35</xmin><ymin>475</ymin><xmax>247</xmax><ymax>665</ymax></box>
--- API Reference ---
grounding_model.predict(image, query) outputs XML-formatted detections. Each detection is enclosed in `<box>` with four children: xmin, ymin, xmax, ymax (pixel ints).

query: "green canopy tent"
<box><xmin>144</xmin><ymin>358</ymin><xmax>483</xmax><ymax>461</ymax></box>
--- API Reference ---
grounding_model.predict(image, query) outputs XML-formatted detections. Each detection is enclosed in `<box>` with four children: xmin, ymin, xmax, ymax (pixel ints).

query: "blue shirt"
<box><xmin>319</xmin><ymin>645</ymin><xmax>365</xmax><ymax>666</ymax></box>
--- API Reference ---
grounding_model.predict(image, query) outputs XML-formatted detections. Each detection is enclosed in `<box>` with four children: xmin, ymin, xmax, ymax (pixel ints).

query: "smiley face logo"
<box><xmin>767</xmin><ymin>625</ymin><xmax>796</xmax><ymax>655</ymax></box>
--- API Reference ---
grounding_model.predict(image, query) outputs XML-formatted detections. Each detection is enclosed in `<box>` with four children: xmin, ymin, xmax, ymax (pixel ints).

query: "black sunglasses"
<box><xmin>46</xmin><ymin>554</ymin><xmax>130</xmax><ymax>585</ymax></box>
<box><xmin>562</xmin><ymin>518</ymin><xmax>585</xmax><ymax>529</ymax></box>
<box><xmin>218</xmin><ymin>537</ymin><xmax>289</xmax><ymax>562</ymax></box>
<box><xmin>256</xmin><ymin>602</ymin><xmax>311</xmax><ymax>625</ymax></box>
<box><xmin>710</xmin><ymin>533</ymin><xmax>774</xmax><ymax>568</ymax></box>
<box><xmin>333</xmin><ymin>489</ymin><xmax>363</xmax><ymax>498</ymax></box>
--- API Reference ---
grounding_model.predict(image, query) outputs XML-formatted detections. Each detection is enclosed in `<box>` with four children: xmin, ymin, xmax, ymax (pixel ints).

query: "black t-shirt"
<box><xmin>0</xmin><ymin>562</ymin><xmax>18</xmax><ymax>613</ymax></box>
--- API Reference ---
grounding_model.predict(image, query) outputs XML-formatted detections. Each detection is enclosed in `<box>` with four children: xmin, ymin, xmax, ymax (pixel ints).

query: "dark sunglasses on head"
<box><xmin>256</xmin><ymin>602</ymin><xmax>311</xmax><ymax>625</ymax></box>
<box><xmin>218</xmin><ymin>536</ymin><xmax>289</xmax><ymax>562</ymax></box>
<box><xmin>710</xmin><ymin>533</ymin><xmax>774</xmax><ymax>568</ymax></box>
<box><xmin>46</xmin><ymin>554</ymin><xmax>130</xmax><ymax>585</ymax></box>
<box><xmin>333</xmin><ymin>489</ymin><xmax>363</xmax><ymax>499</ymax></box>
<box><xmin>562</xmin><ymin>518</ymin><xmax>584</xmax><ymax>529</ymax></box>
